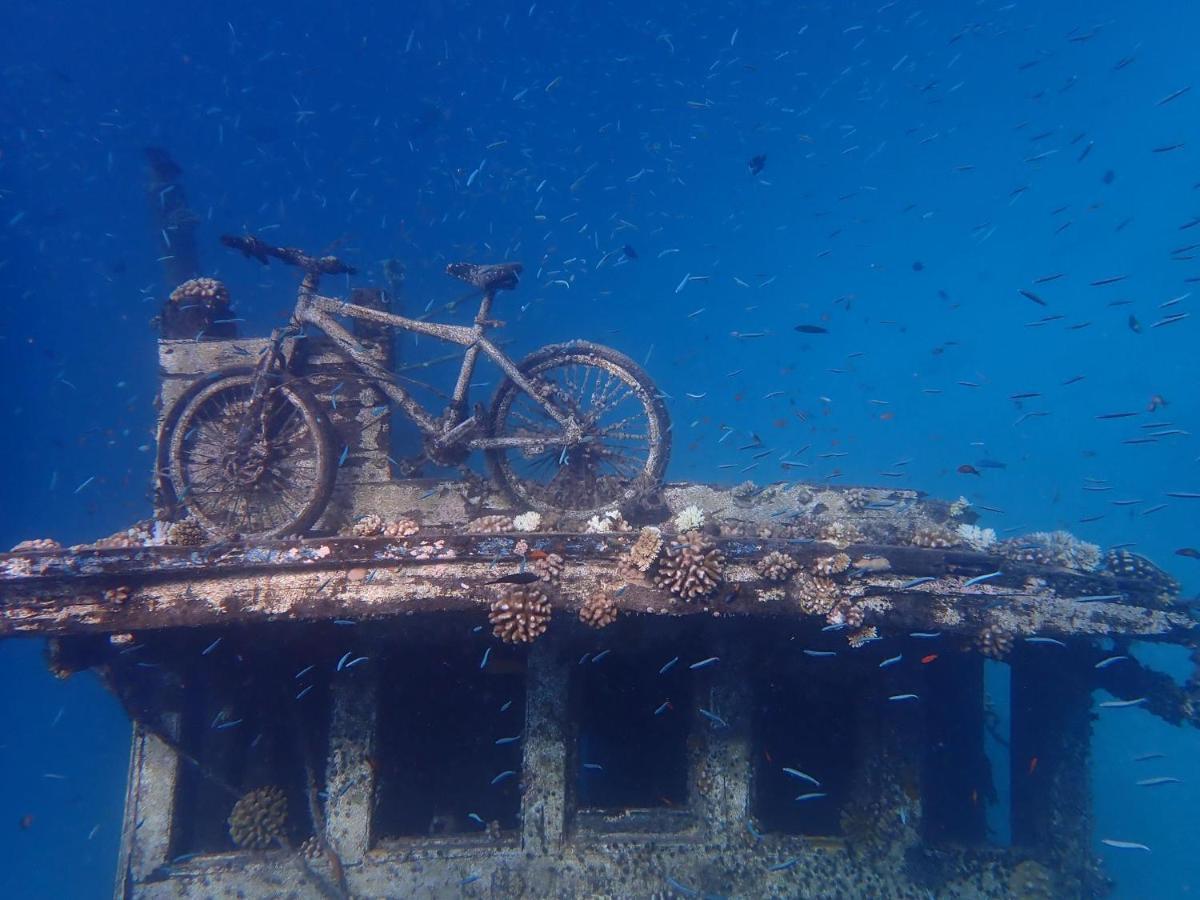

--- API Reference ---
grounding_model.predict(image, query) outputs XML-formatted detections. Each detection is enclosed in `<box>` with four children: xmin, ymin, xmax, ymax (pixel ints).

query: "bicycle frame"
<box><xmin>290</xmin><ymin>277</ymin><xmax>579</xmax><ymax>453</ymax></box>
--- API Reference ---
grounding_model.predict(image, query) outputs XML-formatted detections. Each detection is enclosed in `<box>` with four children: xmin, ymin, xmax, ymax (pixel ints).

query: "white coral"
<box><xmin>673</xmin><ymin>504</ymin><xmax>706</xmax><ymax>533</ymax></box>
<box><xmin>956</xmin><ymin>523</ymin><xmax>997</xmax><ymax>551</ymax></box>
<box><xmin>512</xmin><ymin>511</ymin><xmax>543</xmax><ymax>532</ymax></box>
<box><xmin>585</xmin><ymin>509</ymin><xmax>630</xmax><ymax>534</ymax></box>
<box><xmin>949</xmin><ymin>495</ymin><xmax>971</xmax><ymax>518</ymax></box>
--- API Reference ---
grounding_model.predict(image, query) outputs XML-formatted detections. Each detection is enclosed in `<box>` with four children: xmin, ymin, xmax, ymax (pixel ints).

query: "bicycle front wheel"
<box><xmin>163</xmin><ymin>371</ymin><xmax>336</xmax><ymax>539</ymax></box>
<box><xmin>486</xmin><ymin>341</ymin><xmax>671</xmax><ymax>514</ymax></box>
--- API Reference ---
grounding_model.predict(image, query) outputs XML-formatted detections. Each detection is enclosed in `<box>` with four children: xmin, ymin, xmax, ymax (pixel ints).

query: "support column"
<box><xmin>521</xmin><ymin>640</ymin><xmax>568</xmax><ymax>854</ymax></box>
<box><xmin>324</xmin><ymin>672</ymin><xmax>378</xmax><ymax>863</ymax></box>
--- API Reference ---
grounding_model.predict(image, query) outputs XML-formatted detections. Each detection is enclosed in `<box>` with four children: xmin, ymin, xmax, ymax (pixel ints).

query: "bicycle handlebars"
<box><xmin>220</xmin><ymin>234</ymin><xmax>358</xmax><ymax>277</ymax></box>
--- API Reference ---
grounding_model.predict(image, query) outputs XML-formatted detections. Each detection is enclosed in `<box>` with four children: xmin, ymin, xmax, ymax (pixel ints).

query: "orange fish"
<box><xmin>1028</xmin><ymin>756</ymin><xmax>1039</xmax><ymax>776</ymax></box>
<box><xmin>921</xmin><ymin>654</ymin><xmax>939</xmax><ymax>665</ymax></box>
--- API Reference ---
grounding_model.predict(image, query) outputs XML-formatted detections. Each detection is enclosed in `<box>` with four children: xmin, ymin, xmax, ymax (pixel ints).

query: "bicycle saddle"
<box><xmin>445</xmin><ymin>261</ymin><xmax>522</xmax><ymax>292</ymax></box>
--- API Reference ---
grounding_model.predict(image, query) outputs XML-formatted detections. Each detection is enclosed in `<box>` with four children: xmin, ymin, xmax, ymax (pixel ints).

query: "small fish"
<box><xmin>1136</xmin><ymin>777</ymin><xmax>1181</xmax><ymax>787</ymax></box>
<box><xmin>910</xmin><ymin>631</ymin><xmax>941</xmax><ymax>639</ymax></box>
<box><xmin>921</xmin><ymin>654</ymin><xmax>939</xmax><ymax>664</ymax></box>
<box><xmin>486</xmin><ymin>572</ymin><xmax>540</xmax><ymax>585</ymax></box>
<box><xmin>794</xmin><ymin>324</ymin><xmax>828</xmax><ymax>334</ymax></box>
<box><xmin>654</xmin><ymin>701</ymin><xmax>672</xmax><ymax>716</ymax></box>
<box><xmin>888</xmin><ymin>693</ymin><xmax>920</xmax><ymax>701</ymax></box>
<box><xmin>900</xmin><ymin>577</ymin><xmax>936</xmax><ymax>589</ymax></box>
<box><xmin>467</xmin><ymin>813</ymin><xmax>486</xmax><ymax>826</ymax></box>
<box><xmin>1024</xmin><ymin>637</ymin><xmax>1066</xmax><ymax>647</ymax></box>
<box><xmin>202</xmin><ymin>638</ymin><xmax>222</xmax><ymax>656</ymax></box>
<box><xmin>460</xmin><ymin>874</ymin><xmax>482</xmax><ymax>885</ymax></box>
<box><xmin>1018</xmin><ymin>289</ymin><xmax>1047</xmax><ymax>306</ymax></box>
<box><xmin>879</xmin><ymin>654</ymin><xmax>903</xmax><ymax>668</ymax></box>
<box><xmin>1094</xmin><ymin>655</ymin><xmax>1128</xmax><ymax>669</ymax></box>
<box><xmin>698</xmin><ymin>708</ymin><xmax>729</xmax><ymax>728</ymax></box>
<box><xmin>963</xmin><ymin>571</ymin><xmax>1002</xmax><ymax>587</ymax></box>
<box><xmin>782</xmin><ymin>768</ymin><xmax>821</xmax><ymax>786</ymax></box>
<box><xmin>658</xmin><ymin>656</ymin><xmax>680</xmax><ymax>675</ymax></box>
<box><xmin>480</xmin><ymin>647</ymin><xmax>492</xmax><ymax>670</ymax></box>
<box><xmin>794</xmin><ymin>792</ymin><xmax>828</xmax><ymax>802</ymax></box>
<box><xmin>958</xmin><ymin>464</ymin><xmax>981</xmax><ymax>476</ymax></box>
<box><xmin>1101</xmin><ymin>838</ymin><xmax>1151</xmax><ymax>852</ymax></box>
<box><xmin>335</xmin><ymin>651</ymin><xmax>353</xmax><ymax>671</ymax></box>
<box><xmin>1100</xmin><ymin>697</ymin><xmax>1146</xmax><ymax>708</ymax></box>
<box><xmin>1134</xmin><ymin>752</ymin><xmax>1166</xmax><ymax>761</ymax></box>
<box><xmin>582</xmin><ymin>762</ymin><xmax>604</xmax><ymax>771</ymax></box>
<box><xmin>803</xmin><ymin>650</ymin><xmax>837</xmax><ymax>657</ymax></box>
<box><xmin>494</xmin><ymin>735</ymin><xmax>521</xmax><ymax>745</ymax></box>
<box><xmin>689</xmin><ymin>656</ymin><xmax>720</xmax><ymax>670</ymax></box>
<box><xmin>748</xmin><ymin>154</ymin><xmax>767</xmax><ymax>176</ymax></box>
<box><xmin>768</xmin><ymin>858</ymin><xmax>799</xmax><ymax>872</ymax></box>
<box><xmin>1176</xmin><ymin>547</ymin><xmax>1200</xmax><ymax>559</ymax></box>
<box><xmin>338</xmin><ymin>445</ymin><xmax>350</xmax><ymax>467</ymax></box>
<box><xmin>592</xmin><ymin>649</ymin><xmax>612</xmax><ymax>663</ymax></box>
<box><xmin>490</xmin><ymin>770</ymin><xmax>517</xmax><ymax>785</ymax></box>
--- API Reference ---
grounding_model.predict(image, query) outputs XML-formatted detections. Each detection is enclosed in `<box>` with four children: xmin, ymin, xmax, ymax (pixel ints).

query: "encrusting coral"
<box><xmin>228</xmin><ymin>786</ymin><xmax>288</xmax><ymax>850</ymax></box>
<box><xmin>171</xmin><ymin>276</ymin><xmax>230</xmax><ymax>309</ymax></box>
<box><xmin>10</xmin><ymin>538</ymin><xmax>62</xmax><ymax>552</ymax></box>
<box><xmin>468</xmin><ymin>514</ymin><xmax>513</xmax><ymax>534</ymax></box>
<box><xmin>166</xmin><ymin>518</ymin><xmax>207</xmax><ymax>546</ymax></box>
<box><xmin>579</xmin><ymin>591</ymin><xmax>618</xmax><ymax>629</ymax></box>
<box><xmin>489</xmin><ymin>586</ymin><xmax>552</xmax><ymax>643</ymax></box>
<box><xmin>975</xmin><ymin>625</ymin><xmax>1014</xmax><ymax>660</ymax></box>
<box><xmin>654</xmin><ymin>531</ymin><xmax>724</xmax><ymax>601</ymax></box>
<box><xmin>756</xmin><ymin>551</ymin><xmax>798</xmax><ymax>582</ymax></box>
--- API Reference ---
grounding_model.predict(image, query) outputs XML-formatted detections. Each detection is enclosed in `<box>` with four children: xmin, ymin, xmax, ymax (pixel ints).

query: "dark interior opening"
<box><xmin>752</xmin><ymin>651</ymin><xmax>859</xmax><ymax>836</ymax></box>
<box><xmin>571</xmin><ymin>646</ymin><xmax>691</xmax><ymax>811</ymax></box>
<box><xmin>920</xmin><ymin>652</ymin><xmax>999</xmax><ymax>845</ymax></box>
<box><xmin>373</xmin><ymin>638</ymin><xmax>525</xmax><ymax>841</ymax></box>
<box><xmin>168</xmin><ymin>628</ymin><xmax>330</xmax><ymax>857</ymax></box>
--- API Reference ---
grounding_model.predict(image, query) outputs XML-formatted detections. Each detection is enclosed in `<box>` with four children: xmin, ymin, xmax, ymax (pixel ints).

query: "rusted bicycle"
<box><xmin>156</xmin><ymin>235</ymin><xmax>671</xmax><ymax>539</ymax></box>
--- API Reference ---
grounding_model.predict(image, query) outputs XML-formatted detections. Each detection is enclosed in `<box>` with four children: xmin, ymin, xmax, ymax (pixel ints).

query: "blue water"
<box><xmin>2</xmin><ymin>0</ymin><xmax>1198</xmax><ymax>895</ymax></box>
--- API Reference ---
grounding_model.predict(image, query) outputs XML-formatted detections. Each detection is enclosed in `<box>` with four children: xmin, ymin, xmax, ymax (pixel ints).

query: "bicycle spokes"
<box><xmin>496</xmin><ymin>361</ymin><xmax>655</xmax><ymax>509</ymax></box>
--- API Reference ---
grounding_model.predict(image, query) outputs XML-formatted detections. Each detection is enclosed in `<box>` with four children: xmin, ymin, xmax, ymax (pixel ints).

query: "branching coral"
<box><xmin>166</xmin><ymin>519</ymin><xmax>207</xmax><ymax>546</ymax></box>
<box><xmin>512</xmin><ymin>511</ymin><xmax>543</xmax><ymax>532</ymax></box>
<box><xmin>533</xmin><ymin>552</ymin><xmax>564</xmax><ymax>585</ymax></box>
<box><xmin>818</xmin><ymin>520</ymin><xmax>863</xmax><ymax>549</ymax></box>
<box><xmin>655</xmin><ymin>531</ymin><xmax>724</xmax><ymax>601</ymax></box>
<box><xmin>791</xmin><ymin>572</ymin><xmax>843</xmax><ymax>617</ymax></box>
<box><xmin>909</xmin><ymin>523</ymin><xmax>959</xmax><ymax>549</ymax></box>
<box><xmin>673</xmin><ymin>504</ymin><xmax>706</xmax><ymax>533</ymax></box>
<box><xmin>847</xmin><ymin>625</ymin><xmax>879</xmax><ymax>648</ymax></box>
<box><xmin>812</xmin><ymin>552</ymin><xmax>851</xmax><ymax>576</ymax></box>
<box><xmin>584</xmin><ymin>508</ymin><xmax>630</xmax><ymax>534</ymax></box>
<box><xmin>228</xmin><ymin>786</ymin><xmax>288</xmax><ymax>850</ymax></box>
<box><xmin>579</xmin><ymin>591</ymin><xmax>618</xmax><ymax>629</ymax></box>
<box><xmin>489</xmin><ymin>586</ymin><xmax>552</xmax><ymax>643</ymax></box>
<box><xmin>756</xmin><ymin>551</ymin><xmax>798</xmax><ymax>582</ymax></box>
<box><xmin>826</xmin><ymin>599</ymin><xmax>865</xmax><ymax>629</ymax></box>
<box><xmin>999</xmin><ymin>530</ymin><xmax>1100</xmax><ymax>571</ymax></box>
<box><xmin>624</xmin><ymin>526</ymin><xmax>664</xmax><ymax>574</ymax></box>
<box><xmin>955</xmin><ymin>523</ymin><xmax>997</xmax><ymax>551</ymax></box>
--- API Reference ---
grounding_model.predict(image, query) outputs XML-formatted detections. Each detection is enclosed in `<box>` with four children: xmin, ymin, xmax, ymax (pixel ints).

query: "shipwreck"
<box><xmin>2</xmin><ymin>241</ymin><xmax>1197</xmax><ymax>900</ymax></box>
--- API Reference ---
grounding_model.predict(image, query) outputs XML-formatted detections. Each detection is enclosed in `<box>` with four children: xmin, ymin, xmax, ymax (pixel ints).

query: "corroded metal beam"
<box><xmin>1</xmin><ymin>532</ymin><xmax>1191</xmax><ymax>641</ymax></box>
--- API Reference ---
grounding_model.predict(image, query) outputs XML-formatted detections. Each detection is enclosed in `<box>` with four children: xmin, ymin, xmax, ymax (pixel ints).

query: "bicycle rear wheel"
<box><xmin>163</xmin><ymin>371</ymin><xmax>335</xmax><ymax>539</ymax></box>
<box><xmin>486</xmin><ymin>341</ymin><xmax>671</xmax><ymax>513</ymax></box>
